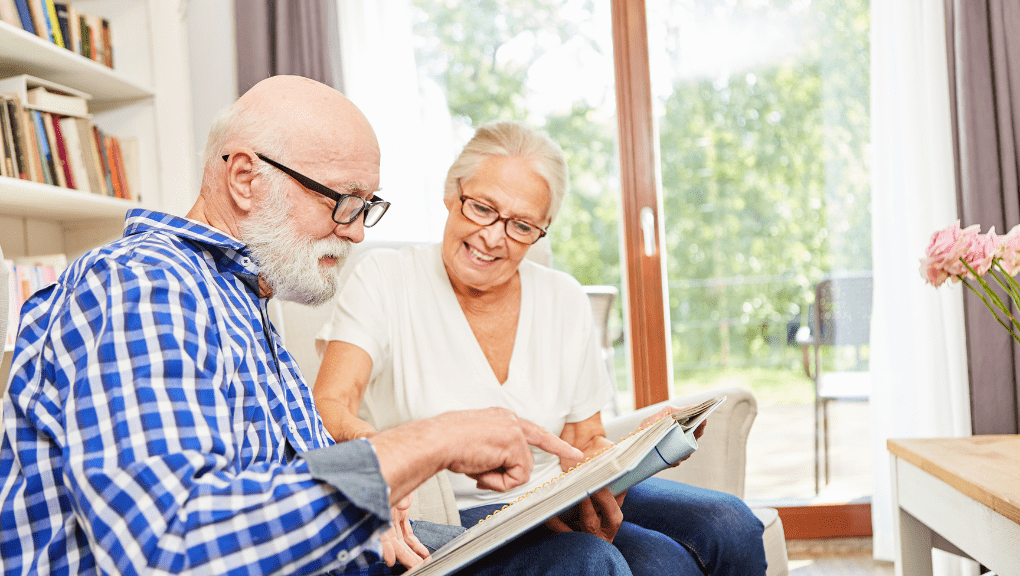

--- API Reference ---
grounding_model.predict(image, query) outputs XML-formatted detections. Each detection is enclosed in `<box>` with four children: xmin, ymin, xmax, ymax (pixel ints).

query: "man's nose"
<box><xmin>334</xmin><ymin>216</ymin><xmax>366</xmax><ymax>244</ymax></box>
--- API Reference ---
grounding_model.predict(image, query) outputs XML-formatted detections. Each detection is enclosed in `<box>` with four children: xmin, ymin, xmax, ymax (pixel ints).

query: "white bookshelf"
<box><xmin>0</xmin><ymin>1</ymin><xmax>195</xmax><ymax>384</ymax></box>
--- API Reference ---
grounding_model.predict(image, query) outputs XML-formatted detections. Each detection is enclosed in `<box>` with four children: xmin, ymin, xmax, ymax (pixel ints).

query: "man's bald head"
<box><xmin>201</xmin><ymin>75</ymin><xmax>378</xmax><ymax>186</ymax></box>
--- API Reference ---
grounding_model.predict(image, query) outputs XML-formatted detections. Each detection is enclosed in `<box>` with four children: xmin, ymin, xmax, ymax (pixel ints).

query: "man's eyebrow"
<box><xmin>343</xmin><ymin>182</ymin><xmax>382</xmax><ymax>199</ymax></box>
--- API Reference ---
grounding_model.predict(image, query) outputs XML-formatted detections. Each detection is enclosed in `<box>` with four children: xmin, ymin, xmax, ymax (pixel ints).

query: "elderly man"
<box><xmin>0</xmin><ymin>76</ymin><xmax>626</xmax><ymax>575</ymax></box>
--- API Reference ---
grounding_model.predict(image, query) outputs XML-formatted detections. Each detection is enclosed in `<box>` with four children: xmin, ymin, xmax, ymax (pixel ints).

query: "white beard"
<box><xmin>240</xmin><ymin>184</ymin><xmax>352</xmax><ymax>306</ymax></box>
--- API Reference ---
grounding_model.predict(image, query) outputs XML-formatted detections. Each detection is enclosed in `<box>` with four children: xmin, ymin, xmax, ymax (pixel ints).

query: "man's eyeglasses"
<box><xmin>222</xmin><ymin>152</ymin><xmax>390</xmax><ymax>227</ymax></box>
<box><xmin>457</xmin><ymin>179</ymin><xmax>548</xmax><ymax>245</ymax></box>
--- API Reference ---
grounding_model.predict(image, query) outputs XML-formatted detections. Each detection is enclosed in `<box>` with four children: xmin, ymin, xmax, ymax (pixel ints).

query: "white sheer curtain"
<box><xmin>336</xmin><ymin>0</ymin><xmax>453</xmax><ymax>243</ymax></box>
<box><xmin>870</xmin><ymin>1</ymin><xmax>974</xmax><ymax>573</ymax></box>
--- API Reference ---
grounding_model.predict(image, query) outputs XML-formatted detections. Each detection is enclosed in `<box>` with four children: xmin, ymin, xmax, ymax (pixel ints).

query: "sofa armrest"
<box><xmin>603</xmin><ymin>387</ymin><xmax>756</xmax><ymax>499</ymax></box>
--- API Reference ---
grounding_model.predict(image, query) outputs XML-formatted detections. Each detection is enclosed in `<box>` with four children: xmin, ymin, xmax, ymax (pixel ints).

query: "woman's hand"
<box><xmin>380</xmin><ymin>494</ymin><xmax>431</xmax><ymax>569</ymax></box>
<box><xmin>638</xmin><ymin>405</ymin><xmax>707</xmax><ymax>466</ymax></box>
<box><xmin>545</xmin><ymin>487</ymin><xmax>625</xmax><ymax>543</ymax></box>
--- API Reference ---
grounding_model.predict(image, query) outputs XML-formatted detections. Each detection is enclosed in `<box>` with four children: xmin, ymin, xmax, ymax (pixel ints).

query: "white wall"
<box><xmin>186</xmin><ymin>0</ymin><xmax>239</xmax><ymax>195</ymax></box>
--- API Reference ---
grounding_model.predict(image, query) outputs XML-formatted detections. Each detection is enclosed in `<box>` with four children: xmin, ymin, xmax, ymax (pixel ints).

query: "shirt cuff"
<box><xmin>299</xmin><ymin>438</ymin><xmax>392</xmax><ymax>521</ymax></box>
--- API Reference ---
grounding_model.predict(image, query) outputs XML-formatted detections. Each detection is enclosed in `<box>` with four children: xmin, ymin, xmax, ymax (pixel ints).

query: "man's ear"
<box><xmin>224</xmin><ymin>150</ymin><xmax>259</xmax><ymax>213</ymax></box>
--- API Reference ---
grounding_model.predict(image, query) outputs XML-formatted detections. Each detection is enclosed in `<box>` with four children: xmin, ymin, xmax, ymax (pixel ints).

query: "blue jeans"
<box><xmin>351</xmin><ymin>478</ymin><xmax>766</xmax><ymax>576</ymax></box>
<box><xmin>460</xmin><ymin>477</ymin><xmax>766</xmax><ymax>576</ymax></box>
<box><xmin>347</xmin><ymin>521</ymin><xmax>631</xmax><ymax>576</ymax></box>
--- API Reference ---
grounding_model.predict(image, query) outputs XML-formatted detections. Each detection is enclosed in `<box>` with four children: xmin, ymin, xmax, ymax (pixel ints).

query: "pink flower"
<box><xmin>919</xmin><ymin>256</ymin><xmax>950</xmax><ymax>287</ymax></box>
<box><xmin>960</xmin><ymin>227</ymin><xmax>998</xmax><ymax>277</ymax></box>
<box><xmin>998</xmin><ymin>224</ymin><xmax>1020</xmax><ymax>276</ymax></box>
<box><xmin>921</xmin><ymin>221</ymin><xmax>981</xmax><ymax>284</ymax></box>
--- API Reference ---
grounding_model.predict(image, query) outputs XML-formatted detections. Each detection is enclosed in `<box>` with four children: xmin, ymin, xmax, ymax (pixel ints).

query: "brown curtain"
<box><xmin>234</xmin><ymin>0</ymin><xmax>343</xmax><ymax>96</ymax></box>
<box><xmin>946</xmin><ymin>0</ymin><xmax>1020</xmax><ymax>434</ymax></box>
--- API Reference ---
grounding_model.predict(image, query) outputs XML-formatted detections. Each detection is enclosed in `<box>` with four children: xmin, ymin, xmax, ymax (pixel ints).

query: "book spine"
<box><xmin>0</xmin><ymin>100</ymin><xmax>14</xmax><ymax>178</ymax></box>
<box><xmin>13</xmin><ymin>0</ymin><xmax>34</xmax><ymax>34</ymax></box>
<box><xmin>57</xmin><ymin>116</ymin><xmax>88</xmax><ymax>194</ymax></box>
<box><xmin>93</xmin><ymin>126</ymin><xmax>113</xmax><ymax>196</ymax></box>
<box><xmin>48</xmin><ymin>113</ymin><xmax>74</xmax><ymax>189</ymax></box>
<box><xmin>42</xmin><ymin>0</ymin><xmax>61</xmax><ymax>47</ymax></box>
<box><xmin>19</xmin><ymin>108</ymin><xmax>43</xmax><ymax>182</ymax></box>
<box><xmin>101</xmin><ymin>18</ymin><xmax>111</xmax><ymax>67</ymax></box>
<box><xmin>79</xmin><ymin>14</ymin><xmax>90</xmax><ymax>59</ymax></box>
<box><xmin>0</xmin><ymin>0</ymin><xmax>20</xmax><ymax>27</ymax></box>
<box><xmin>111</xmin><ymin>136</ymin><xmax>129</xmax><ymax>200</ymax></box>
<box><xmin>5</xmin><ymin>98</ymin><xmax>29</xmax><ymax>180</ymax></box>
<box><xmin>76</xmin><ymin>117</ymin><xmax>104</xmax><ymax>195</ymax></box>
<box><xmin>104</xmin><ymin>135</ymin><xmax>121</xmax><ymax>198</ymax></box>
<box><xmin>26</xmin><ymin>0</ymin><xmax>45</xmax><ymax>40</ymax></box>
<box><xmin>67</xmin><ymin>5</ymin><xmax>78</xmax><ymax>56</ymax></box>
<box><xmin>40</xmin><ymin>113</ymin><xmax>65</xmax><ymax>187</ymax></box>
<box><xmin>30</xmin><ymin>110</ymin><xmax>53</xmax><ymax>185</ymax></box>
<box><xmin>53</xmin><ymin>1</ymin><xmax>69</xmax><ymax>51</ymax></box>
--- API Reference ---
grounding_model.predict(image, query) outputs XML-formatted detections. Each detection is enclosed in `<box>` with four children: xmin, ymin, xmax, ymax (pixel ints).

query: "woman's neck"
<box><xmin>447</xmin><ymin>269</ymin><xmax>521</xmax><ymax>315</ymax></box>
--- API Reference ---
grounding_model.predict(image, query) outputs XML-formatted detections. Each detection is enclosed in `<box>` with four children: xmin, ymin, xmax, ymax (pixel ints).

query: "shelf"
<box><xmin>0</xmin><ymin>177</ymin><xmax>142</xmax><ymax>221</ymax></box>
<box><xmin>0</xmin><ymin>22</ymin><xmax>154</xmax><ymax>106</ymax></box>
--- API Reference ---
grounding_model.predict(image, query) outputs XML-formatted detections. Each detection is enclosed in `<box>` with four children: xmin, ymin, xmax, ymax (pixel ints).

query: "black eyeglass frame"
<box><xmin>222</xmin><ymin>152</ymin><xmax>390</xmax><ymax>227</ymax></box>
<box><xmin>456</xmin><ymin>179</ymin><xmax>549</xmax><ymax>245</ymax></box>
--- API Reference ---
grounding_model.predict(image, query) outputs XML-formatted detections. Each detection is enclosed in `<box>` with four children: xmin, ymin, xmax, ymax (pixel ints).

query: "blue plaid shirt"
<box><xmin>0</xmin><ymin>210</ymin><xmax>391</xmax><ymax>575</ymax></box>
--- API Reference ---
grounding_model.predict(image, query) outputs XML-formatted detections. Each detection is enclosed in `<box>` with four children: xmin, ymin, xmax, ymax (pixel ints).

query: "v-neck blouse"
<box><xmin>316</xmin><ymin>243</ymin><xmax>614</xmax><ymax>509</ymax></box>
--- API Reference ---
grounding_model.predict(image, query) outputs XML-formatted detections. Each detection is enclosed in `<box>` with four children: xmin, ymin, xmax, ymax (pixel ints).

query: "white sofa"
<box><xmin>274</xmin><ymin>241</ymin><xmax>789</xmax><ymax>575</ymax></box>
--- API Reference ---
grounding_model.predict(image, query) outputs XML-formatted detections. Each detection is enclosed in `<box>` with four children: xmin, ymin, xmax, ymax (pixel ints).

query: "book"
<box><xmin>19</xmin><ymin>105</ymin><xmax>43</xmax><ymax>182</ymax></box>
<box><xmin>47</xmin><ymin>112</ymin><xmax>73</xmax><ymax>188</ymax></box>
<box><xmin>57</xmin><ymin>116</ymin><xmax>88</xmax><ymax>193</ymax></box>
<box><xmin>407</xmin><ymin>396</ymin><xmax>727</xmax><ymax>576</ymax></box>
<box><xmin>52</xmin><ymin>1</ymin><xmax>69</xmax><ymax>50</ymax></box>
<box><xmin>66</xmin><ymin>4</ymin><xmax>78</xmax><ymax>56</ymax></box>
<box><xmin>25</xmin><ymin>0</ymin><xmax>45</xmax><ymax>41</ymax></box>
<box><xmin>99</xmin><ymin>17</ymin><xmax>111</xmax><ymax>67</ymax></box>
<box><xmin>118</xmin><ymin>137</ymin><xmax>139</xmax><ymax>201</ymax></box>
<box><xmin>73</xmin><ymin>117</ymin><xmax>103</xmax><ymax>195</ymax></box>
<box><xmin>0</xmin><ymin>0</ymin><xmax>19</xmax><ymax>27</ymax></box>
<box><xmin>30</xmin><ymin>110</ymin><xmax>54</xmax><ymax>185</ymax></box>
<box><xmin>3</xmin><ymin>95</ymin><xmax>29</xmax><ymax>180</ymax></box>
<box><xmin>102</xmin><ymin>134</ymin><xmax>120</xmax><ymax>198</ymax></box>
<box><xmin>0</xmin><ymin>97</ymin><xmax>15</xmax><ymax>178</ymax></box>
<box><xmin>40</xmin><ymin>112</ymin><xmax>65</xmax><ymax>187</ymax></box>
<box><xmin>92</xmin><ymin>125</ymin><xmax>113</xmax><ymax>196</ymax></box>
<box><xmin>42</xmin><ymin>0</ymin><xmax>62</xmax><ymax>48</ymax></box>
<box><xmin>13</xmin><ymin>0</ymin><xmax>35</xmax><ymax>35</ymax></box>
<box><xmin>26</xmin><ymin>86</ymin><xmax>88</xmax><ymax>116</ymax></box>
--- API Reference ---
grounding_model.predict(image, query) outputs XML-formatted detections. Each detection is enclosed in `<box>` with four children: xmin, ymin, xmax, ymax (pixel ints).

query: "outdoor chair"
<box><xmin>796</xmin><ymin>272</ymin><xmax>873</xmax><ymax>494</ymax></box>
<box><xmin>583</xmin><ymin>285</ymin><xmax>621</xmax><ymax>416</ymax></box>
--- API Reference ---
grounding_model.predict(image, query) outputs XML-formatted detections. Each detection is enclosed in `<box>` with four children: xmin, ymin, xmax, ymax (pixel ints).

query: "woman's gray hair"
<box><xmin>444</xmin><ymin>121</ymin><xmax>569</xmax><ymax>222</ymax></box>
<box><xmin>200</xmin><ymin>100</ymin><xmax>289</xmax><ymax>190</ymax></box>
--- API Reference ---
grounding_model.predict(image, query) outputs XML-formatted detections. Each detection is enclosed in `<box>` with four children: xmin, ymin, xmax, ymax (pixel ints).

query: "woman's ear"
<box><xmin>224</xmin><ymin>150</ymin><xmax>259</xmax><ymax>213</ymax></box>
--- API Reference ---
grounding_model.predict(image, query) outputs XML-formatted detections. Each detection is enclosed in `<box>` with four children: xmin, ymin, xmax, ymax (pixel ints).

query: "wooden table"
<box><xmin>888</xmin><ymin>436</ymin><xmax>1020</xmax><ymax>576</ymax></box>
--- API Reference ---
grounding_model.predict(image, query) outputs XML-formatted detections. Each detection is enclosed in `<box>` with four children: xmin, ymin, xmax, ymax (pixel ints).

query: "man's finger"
<box><xmin>519</xmin><ymin>418</ymin><xmax>584</xmax><ymax>461</ymax></box>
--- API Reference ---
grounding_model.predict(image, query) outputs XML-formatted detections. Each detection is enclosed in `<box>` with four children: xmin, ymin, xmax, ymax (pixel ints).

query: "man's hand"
<box><xmin>438</xmin><ymin>408</ymin><xmax>585</xmax><ymax>492</ymax></box>
<box><xmin>545</xmin><ymin>487</ymin><xmax>625</xmax><ymax>543</ymax></box>
<box><xmin>380</xmin><ymin>495</ymin><xmax>430</xmax><ymax>569</ymax></box>
<box><xmin>370</xmin><ymin>408</ymin><xmax>584</xmax><ymax>505</ymax></box>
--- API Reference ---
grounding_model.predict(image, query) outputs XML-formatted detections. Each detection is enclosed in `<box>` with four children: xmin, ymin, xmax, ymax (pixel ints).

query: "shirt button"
<box><xmin>288</xmin><ymin>423</ymin><xmax>297</xmax><ymax>433</ymax></box>
<box><xmin>337</xmin><ymin>550</ymin><xmax>349</xmax><ymax>563</ymax></box>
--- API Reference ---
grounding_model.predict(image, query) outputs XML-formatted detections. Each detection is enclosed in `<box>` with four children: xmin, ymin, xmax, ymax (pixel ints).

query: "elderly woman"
<box><xmin>314</xmin><ymin>121</ymin><xmax>767</xmax><ymax>576</ymax></box>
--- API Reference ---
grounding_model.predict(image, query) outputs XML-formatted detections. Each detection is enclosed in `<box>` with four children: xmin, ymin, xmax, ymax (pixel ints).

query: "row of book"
<box><xmin>0</xmin><ymin>0</ymin><xmax>113</xmax><ymax>68</ymax></box>
<box><xmin>0</xmin><ymin>93</ymin><xmax>134</xmax><ymax>200</ymax></box>
<box><xmin>4</xmin><ymin>255</ymin><xmax>66</xmax><ymax>348</ymax></box>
